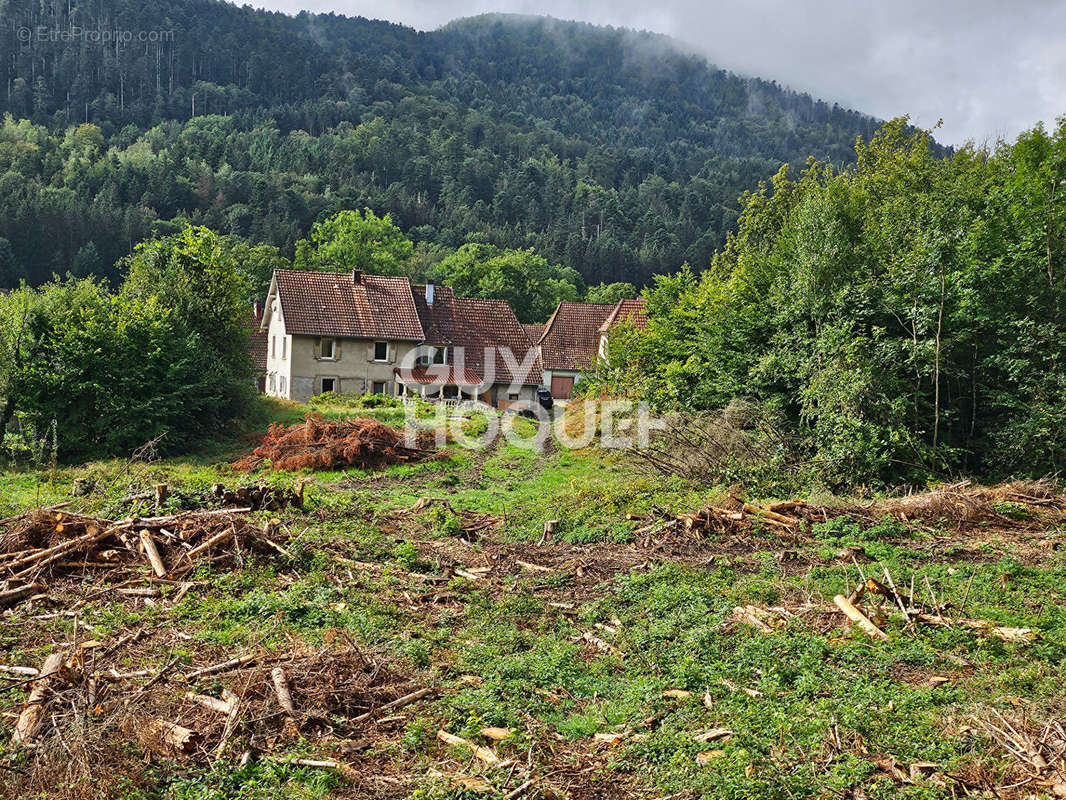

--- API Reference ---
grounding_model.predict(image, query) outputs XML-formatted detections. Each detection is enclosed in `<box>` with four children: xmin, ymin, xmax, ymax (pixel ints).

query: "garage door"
<box><xmin>550</xmin><ymin>375</ymin><xmax>575</xmax><ymax>399</ymax></box>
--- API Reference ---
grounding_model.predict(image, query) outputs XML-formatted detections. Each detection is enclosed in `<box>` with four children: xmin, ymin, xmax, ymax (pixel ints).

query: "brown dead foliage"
<box><xmin>2</xmin><ymin>637</ymin><xmax>423</xmax><ymax>800</ymax></box>
<box><xmin>0</xmin><ymin>507</ymin><xmax>287</xmax><ymax>590</ymax></box>
<box><xmin>232</xmin><ymin>414</ymin><xmax>440</xmax><ymax>472</ymax></box>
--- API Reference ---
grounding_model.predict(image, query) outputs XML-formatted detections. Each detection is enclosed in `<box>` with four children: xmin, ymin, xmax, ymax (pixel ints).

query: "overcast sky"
<box><xmin>256</xmin><ymin>0</ymin><xmax>1065</xmax><ymax>146</ymax></box>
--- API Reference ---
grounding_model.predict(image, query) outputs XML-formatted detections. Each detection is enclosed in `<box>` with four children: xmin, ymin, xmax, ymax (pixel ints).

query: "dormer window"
<box><xmin>320</xmin><ymin>338</ymin><xmax>336</xmax><ymax>360</ymax></box>
<box><xmin>374</xmin><ymin>341</ymin><xmax>388</xmax><ymax>361</ymax></box>
<box><xmin>433</xmin><ymin>347</ymin><xmax>447</xmax><ymax>365</ymax></box>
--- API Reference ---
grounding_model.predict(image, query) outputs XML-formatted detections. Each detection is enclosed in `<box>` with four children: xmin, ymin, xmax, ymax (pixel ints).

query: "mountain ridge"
<box><xmin>0</xmin><ymin>0</ymin><xmax>890</xmax><ymax>287</ymax></box>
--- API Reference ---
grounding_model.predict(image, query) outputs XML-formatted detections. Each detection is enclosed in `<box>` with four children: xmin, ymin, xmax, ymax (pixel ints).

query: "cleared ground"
<box><xmin>0</xmin><ymin>397</ymin><xmax>1063</xmax><ymax>800</ymax></box>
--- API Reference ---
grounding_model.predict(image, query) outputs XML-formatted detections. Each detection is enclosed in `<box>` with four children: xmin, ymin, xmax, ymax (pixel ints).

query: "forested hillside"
<box><xmin>0</xmin><ymin>0</ymin><xmax>883</xmax><ymax>287</ymax></box>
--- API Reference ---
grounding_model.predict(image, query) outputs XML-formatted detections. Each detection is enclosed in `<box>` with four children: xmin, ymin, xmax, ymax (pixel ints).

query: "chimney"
<box><xmin>351</xmin><ymin>270</ymin><xmax>361</xmax><ymax>284</ymax></box>
<box><xmin>426</xmin><ymin>280</ymin><xmax>434</xmax><ymax>306</ymax></box>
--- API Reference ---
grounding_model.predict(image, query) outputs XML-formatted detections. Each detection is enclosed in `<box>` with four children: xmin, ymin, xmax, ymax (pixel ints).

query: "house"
<box><xmin>535</xmin><ymin>301</ymin><xmax>615</xmax><ymax>399</ymax></box>
<box><xmin>260</xmin><ymin>269</ymin><xmax>425</xmax><ymax>402</ymax></box>
<box><xmin>248</xmin><ymin>302</ymin><xmax>268</xmax><ymax>393</ymax></box>
<box><xmin>259</xmin><ymin>270</ymin><xmax>542</xmax><ymax>409</ymax></box>
<box><xmin>395</xmin><ymin>283</ymin><xmax>543</xmax><ymax>409</ymax></box>
<box><xmin>521</xmin><ymin>323</ymin><xmax>545</xmax><ymax>344</ymax></box>
<box><xmin>597</xmin><ymin>298</ymin><xmax>648</xmax><ymax>361</ymax></box>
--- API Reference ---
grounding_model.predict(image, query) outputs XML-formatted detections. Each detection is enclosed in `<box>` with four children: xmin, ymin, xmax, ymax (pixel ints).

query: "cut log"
<box><xmin>350</xmin><ymin>687</ymin><xmax>432</xmax><ymax>723</ymax></box>
<box><xmin>186</xmin><ymin>527</ymin><xmax>234</xmax><ymax>559</ymax></box>
<box><xmin>742</xmin><ymin>503</ymin><xmax>798</xmax><ymax>527</ymax></box>
<box><xmin>437</xmin><ymin>729</ymin><xmax>501</xmax><ymax>765</ymax></box>
<box><xmin>0</xmin><ymin>582</ymin><xmax>44</xmax><ymax>608</ymax></box>
<box><xmin>8</xmin><ymin>523</ymin><xmax>129</xmax><ymax>579</ymax></box>
<box><xmin>12</xmin><ymin>651</ymin><xmax>67</xmax><ymax>745</ymax></box>
<box><xmin>515</xmin><ymin>559</ymin><xmax>551</xmax><ymax>573</ymax></box>
<box><xmin>185</xmin><ymin>692</ymin><xmax>235</xmax><ymax>714</ymax></box>
<box><xmin>140</xmin><ymin>530</ymin><xmax>167</xmax><ymax>578</ymax></box>
<box><xmin>0</xmin><ymin>664</ymin><xmax>39</xmax><ymax>676</ymax></box>
<box><xmin>154</xmin><ymin>484</ymin><xmax>168</xmax><ymax>511</ymax></box>
<box><xmin>271</xmin><ymin>667</ymin><xmax>296</xmax><ymax>715</ymax></box>
<box><xmin>184</xmin><ymin>653</ymin><xmax>257</xmax><ymax>681</ymax></box>
<box><xmin>833</xmin><ymin>594</ymin><xmax>888</xmax><ymax>640</ymax></box>
<box><xmin>144</xmin><ymin>718</ymin><xmax>201</xmax><ymax>753</ymax></box>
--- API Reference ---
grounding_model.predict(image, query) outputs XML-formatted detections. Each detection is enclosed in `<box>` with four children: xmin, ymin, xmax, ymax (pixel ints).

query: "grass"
<box><xmin>0</xmin><ymin>396</ymin><xmax>1063</xmax><ymax>799</ymax></box>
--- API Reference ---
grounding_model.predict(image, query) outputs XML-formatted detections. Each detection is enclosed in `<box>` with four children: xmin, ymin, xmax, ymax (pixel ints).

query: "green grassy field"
<box><xmin>0</xmin><ymin>397</ymin><xmax>1063</xmax><ymax>800</ymax></box>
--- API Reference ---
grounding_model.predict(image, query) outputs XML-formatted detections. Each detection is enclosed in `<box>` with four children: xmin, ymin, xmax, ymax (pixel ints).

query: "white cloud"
<box><xmin>252</xmin><ymin>0</ymin><xmax>1066</xmax><ymax>146</ymax></box>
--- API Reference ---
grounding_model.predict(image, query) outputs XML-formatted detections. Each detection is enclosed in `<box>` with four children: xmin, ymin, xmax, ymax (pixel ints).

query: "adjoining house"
<box><xmin>521</xmin><ymin>323</ymin><xmax>545</xmax><ymax>344</ymax></box>
<box><xmin>534</xmin><ymin>297</ymin><xmax>649</xmax><ymax>399</ymax></box>
<box><xmin>597</xmin><ymin>298</ymin><xmax>648</xmax><ymax>361</ymax></box>
<box><xmin>397</xmin><ymin>283</ymin><xmax>542</xmax><ymax>409</ymax></box>
<box><xmin>261</xmin><ymin>269</ymin><xmax>425</xmax><ymax>402</ymax></box>
<box><xmin>535</xmin><ymin>301</ymin><xmax>615</xmax><ymax>399</ymax></box>
<box><xmin>259</xmin><ymin>270</ymin><xmax>542</xmax><ymax>409</ymax></box>
<box><xmin>248</xmin><ymin>301</ymin><xmax>268</xmax><ymax>393</ymax></box>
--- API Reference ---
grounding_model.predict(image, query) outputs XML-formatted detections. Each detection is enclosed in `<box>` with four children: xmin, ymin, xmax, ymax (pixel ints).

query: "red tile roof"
<box><xmin>538</xmin><ymin>301</ymin><xmax>615</xmax><ymax>371</ymax></box>
<box><xmin>522</xmin><ymin>323</ymin><xmax>545</xmax><ymax>343</ymax></box>
<box><xmin>273</xmin><ymin>270</ymin><xmax>424</xmax><ymax>340</ymax></box>
<box><xmin>413</xmin><ymin>286</ymin><xmax>543</xmax><ymax>387</ymax></box>
<box><xmin>248</xmin><ymin>311</ymin><xmax>268</xmax><ymax>372</ymax></box>
<box><xmin>599</xmin><ymin>298</ymin><xmax>648</xmax><ymax>333</ymax></box>
<box><xmin>394</xmin><ymin>365</ymin><xmax>484</xmax><ymax>385</ymax></box>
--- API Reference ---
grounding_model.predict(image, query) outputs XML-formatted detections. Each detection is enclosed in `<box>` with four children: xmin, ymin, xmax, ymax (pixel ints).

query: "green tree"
<box><xmin>294</xmin><ymin>209</ymin><xmax>414</xmax><ymax>276</ymax></box>
<box><xmin>433</xmin><ymin>244</ymin><xmax>581</xmax><ymax>323</ymax></box>
<box><xmin>586</xmin><ymin>281</ymin><xmax>637</xmax><ymax>305</ymax></box>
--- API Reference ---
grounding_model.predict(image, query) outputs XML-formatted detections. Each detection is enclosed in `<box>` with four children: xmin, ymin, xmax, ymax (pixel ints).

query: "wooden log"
<box><xmin>742</xmin><ymin>503</ymin><xmax>799</xmax><ymax>526</ymax></box>
<box><xmin>542</xmin><ymin>519</ymin><xmax>558</xmax><ymax>540</ymax></box>
<box><xmin>154</xmin><ymin>484</ymin><xmax>168</xmax><ymax>511</ymax></box>
<box><xmin>185</xmin><ymin>692</ymin><xmax>235</xmax><ymax>714</ymax></box>
<box><xmin>350</xmin><ymin>687</ymin><xmax>432</xmax><ymax>723</ymax></box>
<box><xmin>7</xmin><ymin>523</ymin><xmax>129</xmax><ymax>579</ymax></box>
<box><xmin>186</xmin><ymin>528</ymin><xmax>234</xmax><ymax>559</ymax></box>
<box><xmin>437</xmin><ymin>729</ymin><xmax>501</xmax><ymax>765</ymax></box>
<box><xmin>0</xmin><ymin>664</ymin><xmax>39</xmax><ymax>676</ymax></box>
<box><xmin>144</xmin><ymin>718</ymin><xmax>201</xmax><ymax>753</ymax></box>
<box><xmin>833</xmin><ymin>594</ymin><xmax>888</xmax><ymax>640</ymax></box>
<box><xmin>140</xmin><ymin>530</ymin><xmax>167</xmax><ymax>578</ymax></box>
<box><xmin>184</xmin><ymin>653</ymin><xmax>257</xmax><ymax>681</ymax></box>
<box><xmin>12</xmin><ymin>651</ymin><xmax>66</xmax><ymax>745</ymax></box>
<box><xmin>0</xmin><ymin>582</ymin><xmax>44</xmax><ymax>608</ymax></box>
<box><xmin>271</xmin><ymin>667</ymin><xmax>296</xmax><ymax>715</ymax></box>
<box><xmin>215</xmin><ymin>689</ymin><xmax>241</xmax><ymax>758</ymax></box>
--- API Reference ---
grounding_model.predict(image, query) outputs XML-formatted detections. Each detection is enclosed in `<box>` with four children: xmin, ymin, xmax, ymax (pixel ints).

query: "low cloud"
<box><xmin>258</xmin><ymin>0</ymin><xmax>1065</xmax><ymax>146</ymax></box>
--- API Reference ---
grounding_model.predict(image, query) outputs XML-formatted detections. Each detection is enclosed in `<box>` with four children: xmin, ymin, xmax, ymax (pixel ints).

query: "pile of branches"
<box><xmin>0</xmin><ymin>506</ymin><xmax>289</xmax><ymax>604</ymax></box>
<box><xmin>3</xmin><ymin>640</ymin><xmax>429</xmax><ymax>798</ymax></box>
<box><xmin>233</xmin><ymin>415</ymin><xmax>438</xmax><ymax>473</ymax></box>
<box><xmin>113</xmin><ymin>481</ymin><xmax>307</xmax><ymax>515</ymax></box>
<box><xmin>636</xmin><ymin>480</ymin><xmax>1066</xmax><ymax>540</ymax></box>
<box><xmin>630</xmin><ymin>401</ymin><xmax>802</xmax><ymax>484</ymax></box>
<box><xmin>629</xmin><ymin>498</ymin><xmax>826</xmax><ymax>539</ymax></box>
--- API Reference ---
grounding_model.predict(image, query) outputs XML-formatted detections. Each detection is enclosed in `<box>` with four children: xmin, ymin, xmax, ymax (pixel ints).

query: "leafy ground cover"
<box><xmin>0</xmin><ymin>397</ymin><xmax>1063</xmax><ymax>799</ymax></box>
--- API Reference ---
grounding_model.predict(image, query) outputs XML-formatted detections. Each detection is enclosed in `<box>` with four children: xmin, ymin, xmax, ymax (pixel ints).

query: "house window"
<box><xmin>372</xmin><ymin>380</ymin><xmax>386</xmax><ymax>395</ymax></box>
<box><xmin>271</xmin><ymin>336</ymin><xmax>276</xmax><ymax>358</ymax></box>
<box><xmin>267</xmin><ymin>373</ymin><xmax>275</xmax><ymax>393</ymax></box>
<box><xmin>282</xmin><ymin>337</ymin><xmax>287</xmax><ymax>360</ymax></box>
<box><xmin>508</xmin><ymin>393</ymin><xmax>519</xmax><ymax>401</ymax></box>
<box><xmin>321</xmin><ymin>377</ymin><xmax>336</xmax><ymax>394</ymax></box>
<box><xmin>433</xmin><ymin>347</ymin><xmax>447</xmax><ymax>365</ymax></box>
<box><xmin>374</xmin><ymin>341</ymin><xmax>388</xmax><ymax>361</ymax></box>
<box><xmin>320</xmin><ymin>338</ymin><xmax>335</xmax><ymax>360</ymax></box>
<box><xmin>279</xmin><ymin>376</ymin><xmax>287</xmax><ymax>397</ymax></box>
<box><xmin>443</xmin><ymin>385</ymin><xmax>459</xmax><ymax>399</ymax></box>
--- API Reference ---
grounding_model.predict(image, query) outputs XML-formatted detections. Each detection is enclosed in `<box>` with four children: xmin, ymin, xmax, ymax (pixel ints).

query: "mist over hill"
<box><xmin>0</xmin><ymin>1</ymin><xmax>886</xmax><ymax>286</ymax></box>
